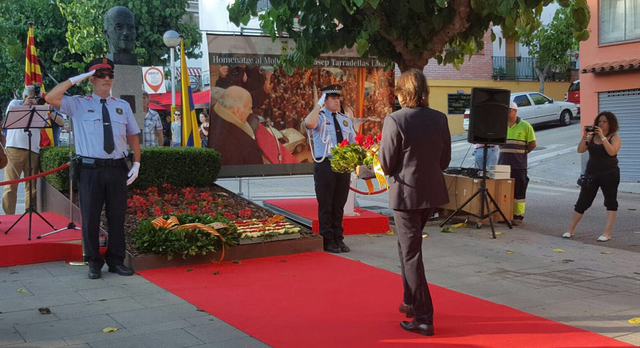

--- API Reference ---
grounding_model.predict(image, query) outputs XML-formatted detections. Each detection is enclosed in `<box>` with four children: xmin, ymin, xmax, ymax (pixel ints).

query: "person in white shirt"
<box><xmin>2</xmin><ymin>86</ymin><xmax>42</xmax><ymax>214</ymax></box>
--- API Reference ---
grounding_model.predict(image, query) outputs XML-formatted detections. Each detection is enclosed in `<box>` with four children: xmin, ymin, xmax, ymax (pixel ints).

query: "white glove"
<box><xmin>317</xmin><ymin>93</ymin><xmax>326</xmax><ymax>107</ymax></box>
<box><xmin>126</xmin><ymin>162</ymin><xmax>140</xmax><ymax>186</ymax></box>
<box><xmin>69</xmin><ymin>70</ymin><xmax>95</xmax><ymax>85</ymax></box>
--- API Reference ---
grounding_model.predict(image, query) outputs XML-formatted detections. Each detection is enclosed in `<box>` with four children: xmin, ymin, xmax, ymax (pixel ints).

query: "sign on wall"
<box><xmin>448</xmin><ymin>93</ymin><xmax>471</xmax><ymax>114</ymax></box>
<box><xmin>142</xmin><ymin>66</ymin><xmax>166</xmax><ymax>94</ymax></box>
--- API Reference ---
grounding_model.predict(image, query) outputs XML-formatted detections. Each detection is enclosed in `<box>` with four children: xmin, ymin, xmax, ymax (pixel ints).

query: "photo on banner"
<box><xmin>207</xmin><ymin>34</ymin><xmax>395</xmax><ymax>178</ymax></box>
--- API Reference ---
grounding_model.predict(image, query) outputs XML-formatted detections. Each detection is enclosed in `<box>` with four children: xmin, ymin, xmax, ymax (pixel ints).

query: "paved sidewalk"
<box><xmin>2</xmin><ymin>221</ymin><xmax>639</xmax><ymax>347</ymax></box>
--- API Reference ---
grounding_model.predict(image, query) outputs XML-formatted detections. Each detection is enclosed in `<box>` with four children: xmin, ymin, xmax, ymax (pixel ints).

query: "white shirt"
<box><xmin>5</xmin><ymin>100</ymin><xmax>41</xmax><ymax>154</ymax></box>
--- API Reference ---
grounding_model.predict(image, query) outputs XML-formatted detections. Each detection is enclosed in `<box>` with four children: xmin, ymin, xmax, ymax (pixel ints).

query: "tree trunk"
<box><xmin>535</xmin><ymin>67</ymin><xmax>547</xmax><ymax>94</ymax></box>
<box><xmin>397</xmin><ymin>59</ymin><xmax>428</xmax><ymax>73</ymax></box>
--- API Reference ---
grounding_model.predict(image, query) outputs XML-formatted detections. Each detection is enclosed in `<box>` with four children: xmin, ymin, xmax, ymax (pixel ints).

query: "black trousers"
<box><xmin>394</xmin><ymin>208</ymin><xmax>435</xmax><ymax>324</ymax></box>
<box><xmin>78</xmin><ymin>165</ymin><xmax>128</xmax><ymax>268</ymax></box>
<box><xmin>575</xmin><ymin>169</ymin><xmax>620</xmax><ymax>214</ymax></box>
<box><xmin>313</xmin><ymin>159</ymin><xmax>351</xmax><ymax>245</ymax></box>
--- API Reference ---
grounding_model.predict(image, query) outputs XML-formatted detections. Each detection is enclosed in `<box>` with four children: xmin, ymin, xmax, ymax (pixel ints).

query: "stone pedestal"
<box><xmin>110</xmin><ymin>55</ymin><xmax>144</xmax><ymax>145</ymax></box>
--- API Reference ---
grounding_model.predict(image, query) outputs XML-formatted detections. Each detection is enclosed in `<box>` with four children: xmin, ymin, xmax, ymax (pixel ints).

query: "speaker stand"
<box><xmin>440</xmin><ymin>146</ymin><xmax>512</xmax><ymax>238</ymax></box>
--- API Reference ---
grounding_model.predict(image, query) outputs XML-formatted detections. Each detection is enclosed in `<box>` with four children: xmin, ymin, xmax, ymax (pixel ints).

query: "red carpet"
<box><xmin>264</xmin><ymin>198</ymin><xmax>389</xmax><ymax>234</ymax></box>
<box><xmin>0</xmin><ymin>213</ymin><xmax>82</xmax><ymax>267</ymax></box>
<box><xmin>139</xmin><ymin>252</ymin><xmax>632</xmax><ymax>348</ymax></box>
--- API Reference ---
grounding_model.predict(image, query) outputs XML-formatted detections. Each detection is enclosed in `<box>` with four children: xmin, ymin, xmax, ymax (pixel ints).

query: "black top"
<box><xmin>586</xmin><ymin>135</ymin><xmax>618</xmax><ymax>175</ymax></box>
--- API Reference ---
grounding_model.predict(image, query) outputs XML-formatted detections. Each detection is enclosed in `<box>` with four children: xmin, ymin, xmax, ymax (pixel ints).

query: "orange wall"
<box><xmin>581</xmin><ymin>0</ymin><xmax>640</xmax><ymax>126</ymax></box>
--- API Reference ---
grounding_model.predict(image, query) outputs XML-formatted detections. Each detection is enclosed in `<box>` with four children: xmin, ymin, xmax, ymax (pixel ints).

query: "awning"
<box><xmin>148</xmin><ymin>102</ymin><xmax>170</xmax><ymax>112</ymax></box>
<box><xmin>581</xmin><ymin>58</ymin><xmax>640</xmax><ymax>74</ymax></box>
<box><xmin>149</xmin><ymin>89</ymin><xmax>210</xmax><ymax>109</ymax></box>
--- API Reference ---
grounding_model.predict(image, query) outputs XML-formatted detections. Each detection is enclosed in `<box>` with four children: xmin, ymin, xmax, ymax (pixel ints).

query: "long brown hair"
<box><xmin>395</xmin><ymin>69</ymin><xmax>429</xmax><ymax>108</ymax></box>
<box><xmin>594</xmin><ymin>111</ymin><xmax>619</xmax><ymax>136</ymax></box>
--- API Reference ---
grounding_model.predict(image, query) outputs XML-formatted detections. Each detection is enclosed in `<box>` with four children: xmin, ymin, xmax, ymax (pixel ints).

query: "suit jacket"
<box><xmin>379</xmin><ymin>107</ymin><xmax>451</xmax><ymax>210</ymax></box>
<box><xmin>208</xmin><ymin>112</ymin><xmax>263</xmax><ymax>166</ymax></box>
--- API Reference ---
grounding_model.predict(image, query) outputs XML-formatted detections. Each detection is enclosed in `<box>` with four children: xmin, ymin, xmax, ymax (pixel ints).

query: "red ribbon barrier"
<box><xmin>0</xmin><ymin>162</ymin><xmax>70</xmax><ymax>186</ymax></box>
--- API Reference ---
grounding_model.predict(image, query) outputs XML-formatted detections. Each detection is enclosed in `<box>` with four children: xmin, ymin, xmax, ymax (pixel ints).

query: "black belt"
<box><xmin>79</xmin><ymin>157</ymin><xmax>127</xmax><ymax>167</ymax></box>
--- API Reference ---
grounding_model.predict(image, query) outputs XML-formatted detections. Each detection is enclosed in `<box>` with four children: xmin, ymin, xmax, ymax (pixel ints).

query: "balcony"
<box><xmin>492</xmin><ymin>56</ymin><xmax>539</xmax><ymax>81</ymax></box>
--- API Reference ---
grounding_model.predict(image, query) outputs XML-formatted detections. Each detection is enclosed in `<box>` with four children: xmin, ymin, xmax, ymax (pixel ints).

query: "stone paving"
<box><xmin>2</xmin><ymin>220</ymin><xmax>640</xmax><ymax>347</ymax></box>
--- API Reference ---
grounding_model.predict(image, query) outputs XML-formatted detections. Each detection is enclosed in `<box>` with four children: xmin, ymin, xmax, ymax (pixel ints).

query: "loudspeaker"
<box><xmin>467</xmin><ymin>87</ymin><xmax>510</xmax><ymax>144</ymax></box>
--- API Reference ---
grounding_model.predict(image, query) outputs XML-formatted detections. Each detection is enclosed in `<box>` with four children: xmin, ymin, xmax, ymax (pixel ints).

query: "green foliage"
<box><xmin>0</xmin><ymin>0</ymin><xmax>84</xmax><ymax>111</ymax></box>
<box><xmin>56</xmin><ymin>0</ymin><xmax>201</xmax><ymax>67</ymax></box>
<box><xmin>329</xmin><ymin>143</ymin><xmax>367</xmax><ymax>173</ymax></box>
<box><xmin>520</xmin><ymin>5</ymin><xmax>587</xmax><ymax>89</ymax></box>
<box><xmin>39</xmin><ymin>146</ymin><xmax>76</xmax><ymax>193</ymax></box>
<box><xmin>228</xmin><ymin>0</ymin><xmax>590</xmax><ymax>72</ymax></box>
<box><xmin>40</xmin><ymin>146</ymin><xmax>222</xmax><ymax>192</ymax></box>
<box><xmin>130</xmin><ymin>213</ymin><xmax>239</xmax><ymax>260</ymax></box>
<box><xmin>0</xmin><ymin>0</ymin><xmax>200</xmax><ymax>110</ymax></box>
<box><xmin>132</xmin><ymin>147</ymin><xmax>221</xmax><ymax>190</ymax></box>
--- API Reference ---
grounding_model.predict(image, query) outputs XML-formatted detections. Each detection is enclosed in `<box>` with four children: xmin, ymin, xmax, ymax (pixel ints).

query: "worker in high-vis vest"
<box><xmin>498</xmin><ymin>102</ymin><xmax>537</xmax><ymax>226</ymax></box>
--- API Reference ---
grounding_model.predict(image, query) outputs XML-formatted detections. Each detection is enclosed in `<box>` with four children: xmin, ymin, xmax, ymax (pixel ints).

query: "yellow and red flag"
<box><xmin>179</xmin><ymin>39</ymin><xmax>201</xmax><ymax>147</ymax></box>
<box><xmin>25</xmin><ymin>23</ymin><xmax>55</xmax><ymax>147</ymax></box>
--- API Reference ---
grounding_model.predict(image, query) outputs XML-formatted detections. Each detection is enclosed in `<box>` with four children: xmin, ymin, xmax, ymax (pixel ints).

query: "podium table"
<box><xmin>440</xmin><ymin>174</ymin><xmax>514</xmax><ymax>222</ymax></box>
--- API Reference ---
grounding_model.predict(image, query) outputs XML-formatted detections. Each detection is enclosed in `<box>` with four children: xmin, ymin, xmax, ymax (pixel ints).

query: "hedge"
<box><xmin>39</xmin><ymin>146</ymin><xmax>222</xmax><ymax>192</ymax></box>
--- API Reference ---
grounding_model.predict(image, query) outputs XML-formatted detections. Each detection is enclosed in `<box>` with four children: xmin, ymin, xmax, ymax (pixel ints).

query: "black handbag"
<box><xmin>577</xmin><ymin>174</ymin><xmax>594</xmax><ymax>188</ymax></box>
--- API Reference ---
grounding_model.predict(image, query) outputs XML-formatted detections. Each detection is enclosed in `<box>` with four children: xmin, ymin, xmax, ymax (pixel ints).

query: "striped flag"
<box><xmin>24</xmin><ymin>23</ymin><xmax>55</xmax><ymax>147</ymax></box>
<box><xmin>179</xmin><ymin>39</ymin><xmax>201</xmax><ymax>147</ymax></box>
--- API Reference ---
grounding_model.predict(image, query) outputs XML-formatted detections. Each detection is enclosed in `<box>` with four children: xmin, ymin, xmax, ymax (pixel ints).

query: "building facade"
<box><xmin>580</xmin><ymin>0</ymin><xmax>640</xmax><ymax>182</ymax></box>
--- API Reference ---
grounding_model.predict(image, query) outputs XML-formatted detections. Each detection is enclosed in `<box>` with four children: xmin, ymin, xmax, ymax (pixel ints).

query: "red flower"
<box><xmin>354</xmin><ymin>134</ymin><xmax>365</xmax><ymax>146</ymax></box>
<box><xmin>339</xmin><ymin>139</ymin><xmax>350</xmax><ymax>148</ymax></box>
<box><xmin>376</xmin><ymin>133</ymin><xmax>382</xmax><ymax>143</ymax></box>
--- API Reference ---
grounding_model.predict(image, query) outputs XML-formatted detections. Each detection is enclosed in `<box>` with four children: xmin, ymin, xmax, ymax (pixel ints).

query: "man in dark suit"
<box><xmin>378</xmin><ymin>69</ymin><xmax>451</xmax><ymax>336</ymax></box>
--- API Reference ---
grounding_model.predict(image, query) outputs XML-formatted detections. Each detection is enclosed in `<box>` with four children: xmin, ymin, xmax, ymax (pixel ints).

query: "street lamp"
<box><xmin>163</xmin><ymin>30</ymin><xmax>181</xmax><ymax>108</ymax></box>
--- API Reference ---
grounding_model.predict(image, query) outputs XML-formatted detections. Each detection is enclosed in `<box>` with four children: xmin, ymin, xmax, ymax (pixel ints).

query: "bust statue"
<box><xmin>104</xmin><ymin>6</ymin><xmax>137</xmax><ymax>55</ymax></box>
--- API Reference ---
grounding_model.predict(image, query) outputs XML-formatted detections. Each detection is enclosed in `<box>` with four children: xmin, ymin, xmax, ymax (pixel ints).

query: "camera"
<box><xmin>584</xmin><ymin>125</ymin><xmax>596</xmax><ymax>132</ymax></box>
<box><xmin>33</xmin><ymin>84</ymin><xmax>45</xmax><ymax>105</ymax></box>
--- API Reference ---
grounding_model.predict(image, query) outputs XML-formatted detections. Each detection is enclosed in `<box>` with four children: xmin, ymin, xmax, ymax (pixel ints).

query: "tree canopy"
<box><xmin>520</xmin><ymin>6</ymin><xmax>580</xmax><ymax>93</ymax></box>
<box><xmin>229</xmin><ymin>0</ymin><xmax>590</xmax><ymax>72</ymax></box>
<box><xmin>0</xmin><ymin>0</ymin><xmax>200</xmax><ymax>110</ymax></box>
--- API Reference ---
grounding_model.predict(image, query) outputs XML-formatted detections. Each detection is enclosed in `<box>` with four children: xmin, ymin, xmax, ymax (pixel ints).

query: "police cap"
<box><xmin>320</xmin><ymin>84</ymin><xmax>342</xmax><ymax>97</ymax></box>
<box><xmin>84</xmin><ymin>57</ymin><xmax>114</xmax><ymax>73</ymax></box>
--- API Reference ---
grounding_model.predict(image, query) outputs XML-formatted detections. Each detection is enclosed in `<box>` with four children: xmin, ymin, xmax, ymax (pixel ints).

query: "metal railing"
<box><xmin>492</xmin><ymin>56</ymin><xmax>539</xmax><ymax>81</ymax></box>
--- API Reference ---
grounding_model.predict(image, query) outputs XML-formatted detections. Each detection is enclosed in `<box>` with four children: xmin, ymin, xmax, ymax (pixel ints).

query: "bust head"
<box><xmin>104</xmin><ymin>6</ymin><xmax>136</xmax><ymax>54</ymax></box>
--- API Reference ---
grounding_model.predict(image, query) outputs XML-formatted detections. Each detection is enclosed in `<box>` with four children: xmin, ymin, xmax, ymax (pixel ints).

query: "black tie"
<box><xmin>332</xmin><ymin>112</ymin><xmax>343</xmax><ymax>143</ymax></box>
<box><xmin>100</xmin><ymin>99</ymin><xmax>115</xmax><ymax>154</ymax></box>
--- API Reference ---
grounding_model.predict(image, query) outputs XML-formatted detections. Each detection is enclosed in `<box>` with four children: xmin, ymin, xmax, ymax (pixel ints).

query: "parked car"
<box><xmin>463</xmin><ymin>108</ymin><xmax>470</xmax><ymax>131</ymax></box>
<box><xmin>463</xmin><ymin>92</ymin><xmax>577</xmax><ymax>131</ymax></box>
<box><xmin>565</xmin><ymin>79</ymin><xmax>580</xmax><ymax>115</ymax></box>
<box><xmin>510</xmin><ymin>91</ymin><xmax>578</xmax><ymax>126</ymax></box>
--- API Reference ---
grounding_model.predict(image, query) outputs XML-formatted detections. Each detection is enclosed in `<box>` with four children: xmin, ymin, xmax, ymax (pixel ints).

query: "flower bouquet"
<box><xmin>330</xmin><ymin>133</ymin><xmax>387</xmax><ymax>193</ymax></box>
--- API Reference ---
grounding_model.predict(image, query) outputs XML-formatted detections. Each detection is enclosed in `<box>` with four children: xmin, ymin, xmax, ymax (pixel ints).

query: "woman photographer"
<box><xmin>563</xmin><ymin>111</ymin><xmax>622</xmax><ymax>242</ymax></box>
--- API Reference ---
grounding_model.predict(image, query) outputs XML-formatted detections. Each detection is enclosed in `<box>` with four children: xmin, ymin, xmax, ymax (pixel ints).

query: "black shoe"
<box><xmin>398</xmin><ymin>302</ymin><xmax>415</xmax><ymax>318</ymax></box>
<box><xmin>337</xmin><ymin>241</ymin><xmax>350</xmax><ymax>252</ymax></box>
<box><xmin>88</xmin><ymin>268</ymin><xmax>101</xmax><ymax>279</ymax></box>
<box><xmin>400</xmin><ymin>319</ymin><xmax>434</xmax><ymax>336</ymax></box>
<box><xmin>108</xmin><ymin>264</ymin><xmax>134</xmax><ymax>276</ymax></box>
<box><xmin>323</xmin><ymin>241</ymin><xmax>342</xmax><ymax>253</ymax></box>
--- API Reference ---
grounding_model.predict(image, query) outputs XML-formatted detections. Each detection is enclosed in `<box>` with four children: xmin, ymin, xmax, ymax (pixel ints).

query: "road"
<box><xmin>219</xmin><ymin>119</ymin><xmax>640</xmax><ymax>253</ymax></box>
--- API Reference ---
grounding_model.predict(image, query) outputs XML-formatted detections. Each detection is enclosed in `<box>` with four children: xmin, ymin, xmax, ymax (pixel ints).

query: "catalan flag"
<box><xmin>179</xmin><ymin>39</ymin><xmax>201</xmax><ymax>147</ymax></box>
<box><xmin>24</xmin><ymin>23</ymin><xmax>55</xmax><ymax>147</ymax></box>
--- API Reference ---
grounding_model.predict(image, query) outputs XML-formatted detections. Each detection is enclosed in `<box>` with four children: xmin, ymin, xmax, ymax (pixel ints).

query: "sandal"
<box><xmin>562</xmin><ymin>232</ymin><xmax>573</xmax><ymax>238</ymax></box>
<box><xmin>596</xmin><ymin>235</ymin><xmax>610</xmax><ymax>242</ymax></box>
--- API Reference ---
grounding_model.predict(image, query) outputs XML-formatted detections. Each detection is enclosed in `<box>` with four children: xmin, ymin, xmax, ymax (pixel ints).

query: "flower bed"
<box><xmin>124</xmin><ymin>184</ymin><xmax>315</xmax><ymax>260</ymax></box>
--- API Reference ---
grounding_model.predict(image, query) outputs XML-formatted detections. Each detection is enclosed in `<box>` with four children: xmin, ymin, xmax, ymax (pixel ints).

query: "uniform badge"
<box><xmin>116</xmin><ymin>108</ymin><xmax>123</xmax><ymax>115</ymax></box>
<box><xmin>343</xmin><ymin>120</ymin><xmax>348</xmax><ymax>127</ymax></box>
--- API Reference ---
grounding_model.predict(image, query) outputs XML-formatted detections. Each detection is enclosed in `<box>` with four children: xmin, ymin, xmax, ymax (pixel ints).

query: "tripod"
<box><xmin>440</xmin><ymin>145</ymin><xmax>512</xmax><ymax>238</ymax></box>
<box><xmin>3</xmin><ymin>117</ymin><xmax>56</xmax><ymax>240</ymax></box>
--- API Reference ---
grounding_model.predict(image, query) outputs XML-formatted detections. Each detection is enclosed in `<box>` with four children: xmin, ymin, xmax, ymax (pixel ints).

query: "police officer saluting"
<box><xmin>46</xmin><ymin>58</ymin><xmax>141</xmax><ymax>279</ymax></box>
<box><xmin>304</xmin><ymin>84</ymin><xmax>356</xmax><ymax>253</ymax></box>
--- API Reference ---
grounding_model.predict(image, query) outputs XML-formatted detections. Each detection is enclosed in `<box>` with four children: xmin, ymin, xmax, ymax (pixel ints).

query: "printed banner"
<box><xmin>207</xmin><ymin>34</ymin><xmax>395</xmax><ymax>178</ymax></box>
